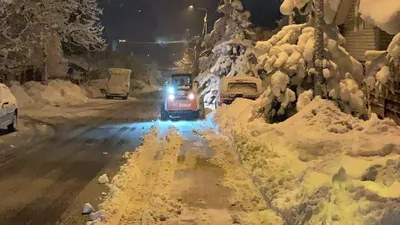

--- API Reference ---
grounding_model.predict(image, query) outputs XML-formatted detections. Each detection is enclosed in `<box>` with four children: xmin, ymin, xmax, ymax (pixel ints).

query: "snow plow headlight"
<box><xmin>188</xmin><ymin>93</ymin><xmax>195</xmax><ymax>100</ymax></box>
<box><xmin>168</xmin><ymin>94</ymin><xmax>175</xmax><ymax>101</ymax></box>
<box><xmin>167</xmin><ymin>87</ymin><xmax>175</xmax><ymax>94</ymax></box>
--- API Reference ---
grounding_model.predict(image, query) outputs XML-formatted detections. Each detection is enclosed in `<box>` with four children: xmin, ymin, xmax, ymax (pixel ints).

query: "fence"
<box><xmin>369</xmin><ymin>79</ymin><xmax>400</xmax><ymax>125</ymax></box>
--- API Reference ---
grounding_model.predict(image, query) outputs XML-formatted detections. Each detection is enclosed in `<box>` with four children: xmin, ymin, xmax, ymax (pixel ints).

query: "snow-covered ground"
<box><xmin>214</xmin><ymin>98</ymin><xmax>400</xmax><ymax>224</ymax></box>
<box><xmin>10</xmin><ymin>80</ymin><xmax>89</xmax><ymax>108</ymax></box>
<box><xmin>84</xmin><ymin>120</ymin><xmax>283</xmax><ymax>225</ymax></box>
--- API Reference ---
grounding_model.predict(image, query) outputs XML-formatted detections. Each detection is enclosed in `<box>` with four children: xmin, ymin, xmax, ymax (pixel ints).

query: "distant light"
<box><xmin>147</xmin><ymin>54</ymin><xmax>150</xmax><ymax>57</ymax></box>
<box><xmin>119</xmin><ymin>39</ymin><xmax>126</xmax><ymax>43</ymax></box>
<box><xmin>188</xmin><ymin>5</ymin><xmax>194</xmax><ymax>11</ymax></box>
<box><xmin>168</xmin><ymin>95</ymin><xmax>175</xmax><ymax>101</ymax></box>
<box><xmin>173</xmin><ymin>53</ymin><xmax>176</xmax><ymax>56</ymax></box>
<box><xmin>138</xmin><ymin>9</ymin><xmax>142</xmax><ymax>12</ymax></box>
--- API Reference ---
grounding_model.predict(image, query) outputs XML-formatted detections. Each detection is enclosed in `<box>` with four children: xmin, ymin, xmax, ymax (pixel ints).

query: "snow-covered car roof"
<box><xmin>221</xmin><ymin>76</ymin><xmax>262</xmax><ymax>83</ymax></box>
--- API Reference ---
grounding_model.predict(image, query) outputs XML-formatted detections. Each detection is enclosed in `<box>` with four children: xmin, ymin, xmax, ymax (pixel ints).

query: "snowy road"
<box><xmin>0</xmin><ymin>91</ymin><xmax>168</xmax><ymax>224</ymax></box>
<box><xmin>87</xmin><ymin>120</ymin><xmax>280</xmax><ymax>225</ymax></box>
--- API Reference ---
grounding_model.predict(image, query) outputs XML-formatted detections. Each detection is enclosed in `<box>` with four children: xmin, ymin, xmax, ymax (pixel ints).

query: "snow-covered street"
<box><xmin>87</xmin><ymin>119</ymin><xmax>282</xmax><ymax>225</ymax></box>
<box><xmin>1</xmin><ymin>0</ymin><xmax>400</xmax><ymax>224</ymax></box>
<box><xmin>0</xmin><ymin>91</ymin><xmax>163</xmax><ymax>224</ymax></box>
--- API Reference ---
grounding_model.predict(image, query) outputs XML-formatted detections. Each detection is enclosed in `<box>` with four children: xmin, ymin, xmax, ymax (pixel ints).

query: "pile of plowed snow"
<box><xmin>214</xmin><ymin>97</ymin><xmax>400</xmax><ymax>224</ymax></box>
<box><xmin>10</xmin><ymin>80</ymin><xmax>89</xmax><ymax>108</ymax></box>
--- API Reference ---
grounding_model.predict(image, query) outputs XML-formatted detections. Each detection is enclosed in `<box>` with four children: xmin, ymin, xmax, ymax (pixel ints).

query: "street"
<box><xmin>0</xmin><ymin>92</ymin><xmax>162</xmax><ymax>225</ymax></box>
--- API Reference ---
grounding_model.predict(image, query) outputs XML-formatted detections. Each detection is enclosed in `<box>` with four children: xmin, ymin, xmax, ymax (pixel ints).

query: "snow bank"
<box><xmin>359</xmin><ymin>0</ymin><xmax>400</xmax><ymax>35</ymax></box>
<box><xmin>89</xmin><ymin>127</ymin><xmax>184</xmax><ymax>224</ymax></box>
<box><xmin>215</xmin><ymin>97</ymin><xmax>400</xmax><ymax>224</ymax></box>
<box><xmin>9</xmin><ymin>82</ymin><xmax>35</xmax><ymax>108</ymax></box>
<box><xmin>22</xmin><ymin>80</ymin><xmax>89</xmax><ymax>106</ymax></box>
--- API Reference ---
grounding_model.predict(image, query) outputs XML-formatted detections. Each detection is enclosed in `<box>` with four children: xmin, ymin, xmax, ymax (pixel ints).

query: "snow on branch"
<box><xmin>253</xmin><ymin>23</ymin><xmax>367</xmax><ymax>122</ymax></box>
<box><xmin>61</xmin><ymin>0</ymin><xmax>107</xmax><ymax>51</ymax></box>
<box><xmin>196</xmin><ymin>0</ymin><xmax>257</xmax><ymax>96</ymax></box>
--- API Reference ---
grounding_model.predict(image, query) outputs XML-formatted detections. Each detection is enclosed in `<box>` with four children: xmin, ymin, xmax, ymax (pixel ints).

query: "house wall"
<box><xmin>378</xmin><ymin>29</ymin><xmax>395</xmax><ymax>50</ymax></box>
<box><xmin>342</xmin><ymin>0</ymin><xmax>377</xmax><ymax>62</ymax></box>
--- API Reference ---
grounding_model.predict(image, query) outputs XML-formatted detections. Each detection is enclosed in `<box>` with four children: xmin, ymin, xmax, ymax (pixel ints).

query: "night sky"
<box><xmin>100</xmin><ymin>0</ymin><xmax>282</xmax><ymax>66</ymax></box>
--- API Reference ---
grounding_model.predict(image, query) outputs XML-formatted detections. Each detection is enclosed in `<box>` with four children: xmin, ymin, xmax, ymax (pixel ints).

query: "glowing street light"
<box><xmin>187</xmin><ymin>5</ymin><xmax>208</xmax><ymax>37</ymax></box>
<box><xmin>119</xmin><ymin>39</ymin><xmax>126</xmax><ymax>43</ymax></box>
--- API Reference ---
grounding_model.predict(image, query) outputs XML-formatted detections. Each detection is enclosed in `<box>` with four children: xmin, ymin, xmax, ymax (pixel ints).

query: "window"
<box><xmin>227</xmin><ymin>82</ymin><xmax>258</xmax><ymax>94</ymax></box>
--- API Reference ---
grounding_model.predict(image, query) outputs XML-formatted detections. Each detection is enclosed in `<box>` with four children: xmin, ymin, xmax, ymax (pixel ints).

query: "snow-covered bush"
<box><xmin>360</xmin><ymin>0</ymin><xmax>400</xmax><ymax>103</ymax></box>
<box><xmin>253</xmin><ymin>23</ymin><xmax>366</xmax><ymax>122</ymax></box>
<box><xmin>196</xmin><ymin>0</ymin><xmax>258</xmax><ymax>96</ymax></box>
<box><xmin>365</xmin><ymin>33</ymin><xmax>400</xmax><ymax>101</ymax></box>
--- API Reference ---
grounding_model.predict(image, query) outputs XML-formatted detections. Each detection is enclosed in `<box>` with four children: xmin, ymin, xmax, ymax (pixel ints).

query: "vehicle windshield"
<box><xmin>171</xmin><ymin>75</ymin><xmax>191</xmax><ymax>87</ymax></box>
<box><xmin>227</xmin><ymin>82</ymin><xmax>258</xmax><ymax>94</ymax></box>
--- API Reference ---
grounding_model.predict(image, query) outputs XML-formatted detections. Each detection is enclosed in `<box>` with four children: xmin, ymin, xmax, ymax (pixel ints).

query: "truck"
<box><xmin>216</xmin><ymin>76</ymin><xmax>264</xmax><ymax>107</ymax></box>
<box><xmin>106</xmin><ymin>68</ymin><xmax>131</xmax><ymax>100</ymax></box>
<box><xmin>160</xmin><ymin>73</ymin><xmax>204</xmax><ymax>120</ymax></box>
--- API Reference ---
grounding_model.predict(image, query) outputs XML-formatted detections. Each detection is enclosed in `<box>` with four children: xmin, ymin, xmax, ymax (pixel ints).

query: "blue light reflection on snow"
<box><xmin>57</xmin><ymin>116</ymin><xmax>218</xmax><ymax>152</ymax></box>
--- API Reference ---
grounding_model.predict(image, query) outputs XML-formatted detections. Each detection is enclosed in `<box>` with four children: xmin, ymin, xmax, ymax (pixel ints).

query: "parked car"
<box><xmin>106</xmin><ymin>68</ymin><xmax>131</xmax><ymax>100</ymax></box>
<box><xmin>0</xmin><ymin>83</ymin><xmax>18</xmax><ymax>132</ymax></box>
<box><xmin>216</xmin><ymin>76</ymin><xmax>264</xmax><ymax>107</ymax></box>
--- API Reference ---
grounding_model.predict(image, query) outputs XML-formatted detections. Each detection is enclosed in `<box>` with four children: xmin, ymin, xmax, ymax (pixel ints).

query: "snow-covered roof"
<box><xmin>359</xmin><ymin>0</ymin><xmax>400</xmax><ymax>35</ymax></box>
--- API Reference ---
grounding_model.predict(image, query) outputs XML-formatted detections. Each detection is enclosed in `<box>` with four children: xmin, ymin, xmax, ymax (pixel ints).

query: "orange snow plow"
<box><xmin>160</xmin><ymin>73</ymin><xmax>205</xmax><ymax>120</ymax></box>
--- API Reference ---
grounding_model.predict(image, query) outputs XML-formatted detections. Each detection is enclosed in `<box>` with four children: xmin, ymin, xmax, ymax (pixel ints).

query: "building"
<box><xmin>340</xmin><ymin>0</ymin><xmax>394</xmax><ymax>62</ymax></box>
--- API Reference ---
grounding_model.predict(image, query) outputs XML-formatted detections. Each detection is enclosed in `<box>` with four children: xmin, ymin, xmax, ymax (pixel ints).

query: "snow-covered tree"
<box><xmin>196</xmin><ymin>0</ymin><xmax>258</xmax><ymax>96</ymax></box>
<box><xmin>252</xmin><ymin>0</ymin><xmax>367</xmax><ymax>123</ymax></box>
<box><xmin>61</xmin><ymin>0</ymin><xmax>107</xmax><ymax>52</ymax></box>
<box><xmin>360</xmin><ymin>0</ymin><xmax>400</xmax><ymax>107</ymax></box>
<box><xmin>0</xmin><ymin>0</ymin><xmax>66</xmax><ymax>81</ymax></box>
<box><xmin>0</xmin><ymin>0</ymin><xmax>106</xmax><ymax>82</ymax></box>
<box><xmin>174</xmin><ymin>48</ymin><xmax>196</xmax><ymax>73</ymax></box>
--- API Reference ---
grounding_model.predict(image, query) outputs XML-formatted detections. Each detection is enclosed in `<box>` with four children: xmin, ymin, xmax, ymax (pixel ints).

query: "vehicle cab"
<box><xmin>161</xmin><ymin>73</ymin><xmax>204</xmax><ymax>120</ymax></box>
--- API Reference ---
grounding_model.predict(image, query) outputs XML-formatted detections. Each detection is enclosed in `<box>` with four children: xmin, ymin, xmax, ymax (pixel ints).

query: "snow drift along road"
<box><xmin>214</xmin><ymin>97</ymin><xmax>400</xmax><ymax>224</ymax></box>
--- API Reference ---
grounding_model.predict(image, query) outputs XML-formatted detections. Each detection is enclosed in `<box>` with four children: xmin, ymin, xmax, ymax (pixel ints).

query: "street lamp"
<box><xmin>188</xmin><ymin>5</ymin><xmax>208</xmax><ymax>37</ymax></box>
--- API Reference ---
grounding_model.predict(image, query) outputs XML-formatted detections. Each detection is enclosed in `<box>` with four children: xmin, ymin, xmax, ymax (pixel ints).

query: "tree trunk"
<box><xmin>314</xmin><ymin>0</ymin><xmax>325</xmax><ymax>97</ymax></box>
<box><xmin>289</xmin><ymin>13</ymin><xmax>294</xmax><ymax>25</ymax></box>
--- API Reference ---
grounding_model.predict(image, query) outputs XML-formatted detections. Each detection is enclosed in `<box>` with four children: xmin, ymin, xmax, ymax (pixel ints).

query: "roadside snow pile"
<box><xmin>88</xmin><ymin>127</ymin><xmax>184</xmax><ymax>225</ymax></box>
<box><xmin>9</xmin><ymin>82</ymin><xmax>35</xmax><ymax>108</ymax></box>
<box><xmin>214</xmin><ymin>97</ymin><xmax>400</xmax><ymax>224</ymax></box>
<box><xmin>359</xmin><ymin>0</ymin><xmax>400</xmax><ymax>35</ymax></box>
<box><xmin>254</xmin><ymin>23</ymin><xmax>366</xmax><ymax>122</ymax></box>
<box><xmin>23</xmin><ymin>80</ymin><xmax>89</xmax><ymax>106</ymax></box>
<box><xmin>98</xmin><ymin>174</ymin><xmax>109</xmax><ymax>184</ymax></box>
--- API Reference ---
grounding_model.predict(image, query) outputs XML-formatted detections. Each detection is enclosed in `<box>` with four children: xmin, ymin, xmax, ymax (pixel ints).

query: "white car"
<box><xmin>0</xmin><ymin>83</ymin><xmax>18</xmax><ymax>132</ymax></box>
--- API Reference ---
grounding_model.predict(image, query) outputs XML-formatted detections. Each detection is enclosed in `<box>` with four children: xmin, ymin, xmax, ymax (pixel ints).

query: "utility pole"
<box><xmin>314</xmin><ymin>0</ymin><xmax>325</xmax><ymax>97</ymax></box>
